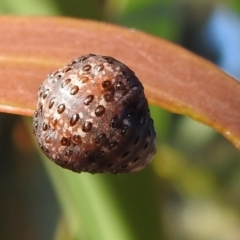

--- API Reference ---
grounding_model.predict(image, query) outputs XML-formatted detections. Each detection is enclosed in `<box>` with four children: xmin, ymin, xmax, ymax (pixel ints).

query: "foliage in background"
<box><xmin>0</xmin><ymin>0</ymin><xmax>240</xmax><ymax>240</ymax></box>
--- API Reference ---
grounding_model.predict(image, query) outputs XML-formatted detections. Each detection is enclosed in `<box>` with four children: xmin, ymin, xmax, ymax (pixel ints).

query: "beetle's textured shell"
<box><xmin>33</xmin><ymin>54</ymin><xmax>156</xmax><ymax>174</ymax></box>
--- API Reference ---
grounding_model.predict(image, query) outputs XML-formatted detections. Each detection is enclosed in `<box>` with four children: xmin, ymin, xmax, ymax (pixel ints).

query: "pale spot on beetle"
<box><xmin>79</xmin><ymin>112</ymin><xmax>84</xmax><ymax>119</ymax></box>
<box><xmin>85</xmin><ymin>118</ymin><xmax>93</xmax><ymax>123</ymax></box>
<box><xmin>58</xmin><ymin>119</ymin><xmax>64</xmax><ymax>125</ymax></box>
<box><xmin>99</xmin><ymin>98</ymin><xmax>107</xmax><ymax>107</ymax></box>
<box><xmin>76</xmin><ymin>129</ymin><xmax>87</xmax><ymax>138</ymax></box>
<box><xmin>63</xmin><ymin>123</ymin><xmax>72</xmax><ymax>131</ymax></box>
<box><xmin>90</xmin><ymin>111</ymin><xmax>95</xmax><ymax>117</ymax></box>
<box><xmin>123</xmin><ymin>119</ymin><xmax>130</xmax><ymax>126</ymax></box>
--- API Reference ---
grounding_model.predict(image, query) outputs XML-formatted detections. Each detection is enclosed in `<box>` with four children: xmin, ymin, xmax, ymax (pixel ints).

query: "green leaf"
<box><xmin>39</xmin><ymin>142</ymin><xmax>161</xmax><ymax>240</ymax></box>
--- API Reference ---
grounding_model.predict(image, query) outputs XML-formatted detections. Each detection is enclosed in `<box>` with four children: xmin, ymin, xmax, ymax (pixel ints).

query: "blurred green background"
<box><xmin>1</xmin><ymin>0</ymin><xmax>240</xmax><ymax>239</ymax></box>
